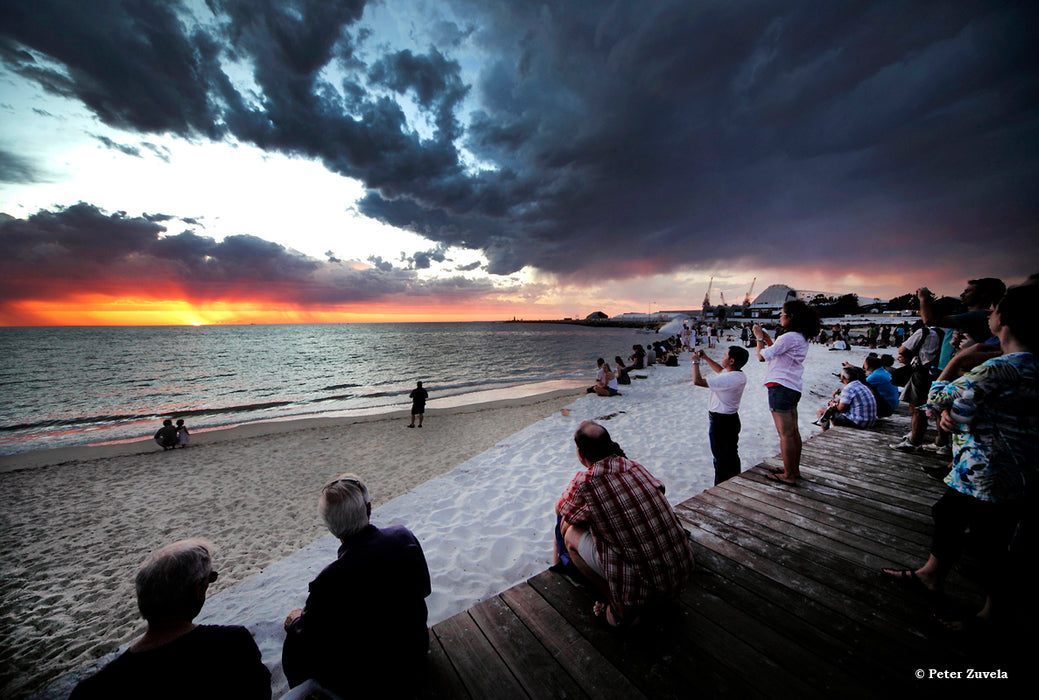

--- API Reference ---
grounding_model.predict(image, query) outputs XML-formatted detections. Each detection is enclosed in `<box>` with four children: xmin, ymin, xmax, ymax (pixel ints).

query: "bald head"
<box><xmin>573</xmin><ymin>421</ymin><xmax>625</xmax><ymax>465</ymax></box>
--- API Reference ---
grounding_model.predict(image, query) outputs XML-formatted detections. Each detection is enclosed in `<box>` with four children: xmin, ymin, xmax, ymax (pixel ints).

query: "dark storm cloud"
<box><xmin>0</xmin><ymin>149</ymin><xmax>39</xmax><ymax>183</ymax></box>
<box><xmin>93</xmin><ymin>135</ymin><xmax>143</xmax><ymax>158</ymax></box>
<box><xmin>0</xmin><ymin>203</ymin><xmax>493</xmax><ymax>305</ymax></box>
<box><xmin>2</xmin><ymin>0</ymin><xmax>1037</xmax><ymax>281</ymax></box>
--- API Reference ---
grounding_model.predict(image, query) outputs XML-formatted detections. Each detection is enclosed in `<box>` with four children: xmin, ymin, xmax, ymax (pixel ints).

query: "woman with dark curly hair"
<box><xmin>752</xmin><ymin>300</ymin><xmax>821</xmax><ymax>485</ymax></box>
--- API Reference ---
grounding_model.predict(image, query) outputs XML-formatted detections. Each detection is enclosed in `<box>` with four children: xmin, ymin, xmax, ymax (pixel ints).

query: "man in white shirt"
<box><xmin>692</xmin><ymin>346</ymin><xmax>749</xmax><ymax>484</ymax></box>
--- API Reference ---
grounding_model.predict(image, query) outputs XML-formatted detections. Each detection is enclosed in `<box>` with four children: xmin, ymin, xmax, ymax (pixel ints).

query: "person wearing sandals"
<box><xmin>753</xmin><ymin>300</ymin><xmax>821</xmax><ymax>485</ymax></box>
<box><xmin>881</xmin><ymin>284</ymin><xmax>1038</xmax><ymax>631</ymax></box>
<box><xmin>555</xmin><ymin>421</ymin><xmax>694</xmax><ymax>627</ymax></box>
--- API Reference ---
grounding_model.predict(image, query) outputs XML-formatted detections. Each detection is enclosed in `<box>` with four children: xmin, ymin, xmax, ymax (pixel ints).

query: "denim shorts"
<box><xmin>767</xmin><ymin>384</ymin><xmax>801</xmax><ymax>413</ymax></box>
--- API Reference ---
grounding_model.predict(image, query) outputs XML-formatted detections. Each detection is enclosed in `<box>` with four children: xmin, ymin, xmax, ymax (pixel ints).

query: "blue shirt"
<box><xmin>866</xmin><ymin>367</ymin><xmax>899</xmax><ymax>411</ymax></box>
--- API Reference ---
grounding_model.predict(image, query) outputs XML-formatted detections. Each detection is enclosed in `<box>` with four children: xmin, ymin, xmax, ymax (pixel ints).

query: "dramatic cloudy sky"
<box><xmin>1</xmin><ymin>0</ymin><xmax>1036</xmax><ymax>325</ymax></box>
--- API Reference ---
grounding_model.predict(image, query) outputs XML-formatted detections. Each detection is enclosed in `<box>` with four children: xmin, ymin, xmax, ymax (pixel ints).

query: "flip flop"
<box><xmin>881</xmin><ymin>568</ymin><xmax>934</xmax><ymax>595</ymax></box>
<box><xmin>765</xmin><ymin>466</ymin><xmax>784</xmax><ymax>475</ymax></box>
<box><xmin>765</xmin><ymin>472</ymin><xmax>798</xmax><ymax>486</ymax></box>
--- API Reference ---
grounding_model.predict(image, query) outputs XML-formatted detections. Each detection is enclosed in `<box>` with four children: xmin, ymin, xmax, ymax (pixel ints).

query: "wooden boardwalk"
<box><xmin>422</xmin><ymin>412</ymin><xmax>1024</xmax><ymax>698</ymax></box>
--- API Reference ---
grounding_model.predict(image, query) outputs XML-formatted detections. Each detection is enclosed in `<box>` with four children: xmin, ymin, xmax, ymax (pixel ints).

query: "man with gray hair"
<box><xmin>70</xmin><ymin>539</ymin><xmax>271</xmax><ymax>699</ymax></box>
<box><xmin>282</xmin><ymin>473</ymin><xmax>431</xmax><ymax>698</ymax></box>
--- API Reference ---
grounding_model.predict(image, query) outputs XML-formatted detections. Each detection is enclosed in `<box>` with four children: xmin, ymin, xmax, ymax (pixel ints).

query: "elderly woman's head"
<box><xmin>319</xmin><ymin>473</ymin><xmax>371</xmax><ymax>540</ymax></box>
<box><xmin>135</xmin><ymin>538</ymin><xmax>215</xmax><ymax>624</ymax></box>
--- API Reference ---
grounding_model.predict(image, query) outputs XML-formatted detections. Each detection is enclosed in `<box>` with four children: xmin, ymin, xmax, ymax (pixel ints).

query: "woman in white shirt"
<box><xmin>752</xmin><ymin>300</ymin><xmax>821</xmax><ymax>485</ymax></box>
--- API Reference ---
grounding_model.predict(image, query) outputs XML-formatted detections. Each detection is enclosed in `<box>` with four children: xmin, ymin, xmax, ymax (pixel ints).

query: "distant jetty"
<box><xmin>503</xmin><ymin>318</ymin><xmax>666</xmax><ymax>330</ymax></box>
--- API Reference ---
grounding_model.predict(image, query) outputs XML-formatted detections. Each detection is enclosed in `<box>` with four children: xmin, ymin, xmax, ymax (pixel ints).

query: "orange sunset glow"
<box><xmin>0</xmin><ymin>295</ymin><xmax>567</xmax><ymax>327</ymax></box>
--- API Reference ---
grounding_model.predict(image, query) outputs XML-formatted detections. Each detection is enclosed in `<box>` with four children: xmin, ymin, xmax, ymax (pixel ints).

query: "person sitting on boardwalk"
<box><xmin>814</xmin><ymin>366</ymin><xmax>877</xmax><ymax>430</ymax></box>
<box><xmin>881</xmin><ymin>284</ymin><xmax>1038</xmax><ymax>631</ymax></box>
<box><xmin>282</xmin><ymin>474</ymin><xmax>431</xmax><ymax>698</ymax></box>
<box><xmin>153</xmin><ymin>419</ymin><xmax>179</xmax><ymax>450</ymax></box>
<box><xmin>555</xmin><ymin>421</ymin><xmax>695</xmax><ymax>626</ymax></box>
<box><xmin>863</xmin><ymin>355</ymin><xmax>898</xmax><ymax>417</ymax></box>
<box><xmin>70</xmin><ymin>539</ymin><xmax>271</xmax><ymax>699</ymax></box>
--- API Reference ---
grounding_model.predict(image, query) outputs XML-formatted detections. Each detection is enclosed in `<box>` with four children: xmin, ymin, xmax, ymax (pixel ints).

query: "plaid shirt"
<box><xmin>838</xmin><ymin>380</ymin><xmax>877</xmax><ymax>428</ymax></box>
<box><xmin>557</xmin><ymin>455</ymin><xmax>695</xmax><ymax>607</ymax></box>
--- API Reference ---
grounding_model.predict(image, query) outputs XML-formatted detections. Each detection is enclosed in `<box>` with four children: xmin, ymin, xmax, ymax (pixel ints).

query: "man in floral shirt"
<box><xmin>556</xmin><ymin>421</ymin><xmax>695</xmax><ymax>626</ymax></box>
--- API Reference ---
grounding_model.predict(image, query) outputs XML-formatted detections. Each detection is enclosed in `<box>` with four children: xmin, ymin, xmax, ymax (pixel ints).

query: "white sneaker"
<box><xmin>935</xmin><ymin>444</ymin><xmax>952</xmax><ymax>457</ymax></box>
<box><xmin>892</xmin><ymin>437</ymin><xmax>924</xmax><ymax>453</ymax></box>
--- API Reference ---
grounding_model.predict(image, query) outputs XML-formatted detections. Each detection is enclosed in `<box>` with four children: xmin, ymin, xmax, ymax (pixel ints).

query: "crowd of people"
<box><xmin>101</xmin><ymin>277</ymin><xmax>1034</xmax><ymax>696</ymax></box>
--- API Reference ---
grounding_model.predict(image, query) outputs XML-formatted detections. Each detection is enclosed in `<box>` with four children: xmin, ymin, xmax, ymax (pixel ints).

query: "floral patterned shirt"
<box><xmin>926</xmin><ymin>352</ymin><xmax>1039</xmax><ymax>502</ymax></box>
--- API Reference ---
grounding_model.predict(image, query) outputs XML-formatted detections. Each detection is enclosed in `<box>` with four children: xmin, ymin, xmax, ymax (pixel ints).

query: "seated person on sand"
<box><xmin>153</xmin><ymin>419</ymin><xmax>179</xmax><ymax>450</ymax></box>
<box><xmin>282</xmin><ymin>473</ymin><xmax>431</xmax><ymax>699</ymax></box>
<box><xmin>628</xmin><ymin>344</ymin><xmax>646</xmax><ymax>370</ymax></box>
<box><xmin>586</xmin><ymin>358</ymin><xmax>620</xmax><ymax>396</ymax></box>
<box><xmin>614</xmin><ymin>356</ymin><xmax>632</xmax><ymax>385</ymax></box>
<box><xmin>175</xmin><ymin>419</ymin><xmax>190</xmax><ymax>447</ymax></box>
<box><xmin>814</xmin><ymin>366</ymin><xmax>878</xmax><ymax>430</ymax></box>
<box><xmin>555</xmin><ymin>421</ymin><xmax>695</xmax><ymax>626</ymax></box>
<box><xmin>70</xmin><ymin>539</ymin><xmax>271</xmax><ymax>699</ymax></box>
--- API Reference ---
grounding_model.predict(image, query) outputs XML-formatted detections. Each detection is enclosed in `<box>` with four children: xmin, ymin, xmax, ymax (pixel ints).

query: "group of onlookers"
<box><xmin>84</xmin><ymin>277</ymin><xmax>1034</xmax><ymax>696</ymax></box>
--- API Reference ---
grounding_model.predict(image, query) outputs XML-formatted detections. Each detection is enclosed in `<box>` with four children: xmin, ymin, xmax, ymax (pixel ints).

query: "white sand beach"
<box><xmin>7</xmin><ymin>343</ymin><xmax>878</xmax><ymax>699</ymax></box>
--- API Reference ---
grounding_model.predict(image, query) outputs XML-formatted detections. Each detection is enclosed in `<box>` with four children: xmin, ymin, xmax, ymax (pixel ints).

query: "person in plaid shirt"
<box><xmin>556</xmin><ymin>421</ymin><xmax>695</xmax><ymax>626</ymax></box>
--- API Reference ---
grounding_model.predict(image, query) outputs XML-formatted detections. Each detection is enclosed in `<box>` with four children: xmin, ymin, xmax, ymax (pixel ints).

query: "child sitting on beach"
<box><xmin>176</xmin><ymin>419</ymin><xmax>190</xmax><ymax>447</ymax></box>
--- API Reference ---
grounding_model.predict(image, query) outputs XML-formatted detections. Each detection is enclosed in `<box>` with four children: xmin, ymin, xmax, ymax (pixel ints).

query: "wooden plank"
<box><xmin>715</xmin><ymin>478</ymin><xmax>934</xmax><ymax>550</ymax></box>
<box><xmin>678</xmin><ymin>498</ymin><xmax>929</xmax><ymax>625</ymax></box>
<box><xmin>499</xmin><ymin>583</ymin><xmax>648</xmax><ymax>700</ymax></box>
<box><xmin>741</xmin><ymin>467</ymin><xmax>936</xmax><ymax>530</ymax></box>
<box><xmin>433</xmin><ymin>612</ymin><xmax>528</xmax><ymax>700</ymax></box>
<box><xmin>423</xmin><ymin>630</ymin><xmax>472</xmax><ymax>699</ymax></box>
<box><xmin>721</xmin><ymin>475</ymin><xmax>936</xmax><ymax>547</ymax></box>
<box><xmin>698</xmin><ymin>488</ymin><xmax>927</xmax><ymax>568</ymax></box>
<box><xmin>526</xmin><ymin>570</ymin><xmax>765</xmax><ymax>699</ymax></box>
<box><xmin>678</xmin><ymin>576</ymin><xmax>871</xmax><ymax>698</ymax></box>
<box><xmin>687</xmin><ymin>538</ymin><xmax>919</xmax><ymax>673</ymax></box>
<box><xmin>677</xmin><ymin>508</ymin><xmax>937</xmax><ymax>651</ymax></box>
<box><xmin>468</xmin><ymin>595</ymin><xmax>590</xmax><ymax>700</ymax></box>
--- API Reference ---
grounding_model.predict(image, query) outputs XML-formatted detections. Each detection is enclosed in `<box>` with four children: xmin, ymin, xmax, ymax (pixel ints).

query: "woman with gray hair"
<box><xmin>70</xmin><ymin>539</ymin><xmax>271</xmax><ymax>699</ymax></box>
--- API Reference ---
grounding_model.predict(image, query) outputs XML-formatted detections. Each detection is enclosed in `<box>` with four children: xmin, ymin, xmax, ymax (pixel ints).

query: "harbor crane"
<box><xmin>702</xmin><ymin>277</ymin><xmax>713</xmax><ymax>308</ymax></box>
<box><xmin>743</xmin><ymin>277</ymin><xmax>757</xmax><ymax>306</ymax></box>
<box><xmin>719</xmin><ymin>290</ymin><xmax>726</xmax><ymax>305</ymax></box>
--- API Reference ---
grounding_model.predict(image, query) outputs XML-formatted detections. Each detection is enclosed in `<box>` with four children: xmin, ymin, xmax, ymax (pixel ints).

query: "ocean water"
<box><xmin>0</xmin><ymin>322</ymin><xmax>653</xmax><ymax>455</ymax></box>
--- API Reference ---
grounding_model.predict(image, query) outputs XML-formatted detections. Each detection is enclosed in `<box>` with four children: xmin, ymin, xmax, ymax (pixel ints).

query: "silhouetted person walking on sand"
<box><xmin>408</xmin><ymin>381</ymin><xmax>428</xmax><ymax>428</ymax></box>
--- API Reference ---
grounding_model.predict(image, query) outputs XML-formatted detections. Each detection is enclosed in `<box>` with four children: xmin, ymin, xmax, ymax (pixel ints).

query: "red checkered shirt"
<box><xmin>556</xmin><ymin>455</ymin><xmax>695</xmax><ymax>607</ymax></box>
